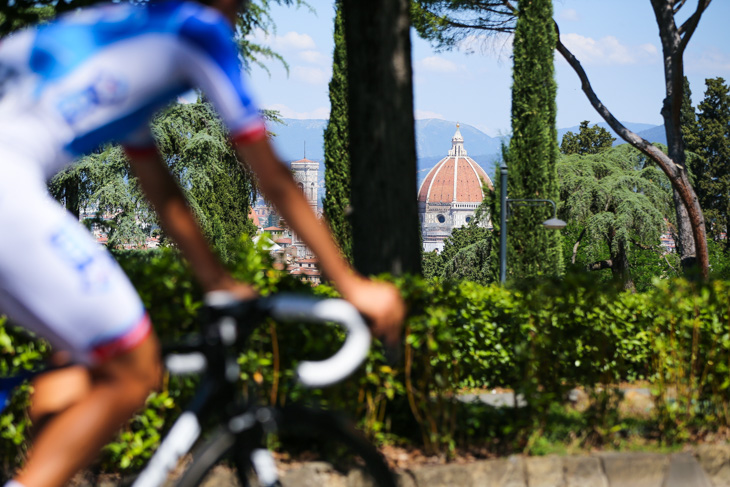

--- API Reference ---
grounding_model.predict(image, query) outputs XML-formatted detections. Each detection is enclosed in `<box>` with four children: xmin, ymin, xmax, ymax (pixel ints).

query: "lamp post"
<box><xmin>499</xmin><ymin>162</ymin><xmax>567</xmax><ymax>283</ymax></box>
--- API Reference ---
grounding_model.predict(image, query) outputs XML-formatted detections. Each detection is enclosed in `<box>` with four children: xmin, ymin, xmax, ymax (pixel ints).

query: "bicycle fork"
<box><xmin>228</xmin><ymin>407</ymin><xmax>281</xmax><ymax>487</ymax></box>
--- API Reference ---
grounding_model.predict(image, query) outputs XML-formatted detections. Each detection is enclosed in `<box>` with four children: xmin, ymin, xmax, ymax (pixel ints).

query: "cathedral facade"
<box><xmin>418</xmin><ymin>125</ymin><xmax>493</xmax><ymax>252</ymax></box>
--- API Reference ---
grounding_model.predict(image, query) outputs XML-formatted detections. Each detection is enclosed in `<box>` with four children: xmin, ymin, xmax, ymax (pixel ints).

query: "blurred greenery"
<box><xmin>4</xmin><ymin>242</ymin><xmax>730</xmax><ymax>469</ymax></box>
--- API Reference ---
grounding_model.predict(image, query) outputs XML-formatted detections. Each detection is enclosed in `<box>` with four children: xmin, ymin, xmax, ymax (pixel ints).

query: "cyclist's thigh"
<box><xmin>0</xmin><ymin>159</ymin><xmax>149</xmax><ymax>365</ymax></box>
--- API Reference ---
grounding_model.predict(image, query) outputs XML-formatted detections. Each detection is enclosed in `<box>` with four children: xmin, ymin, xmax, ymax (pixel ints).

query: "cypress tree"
<box><xmin>506</xmin><ymin>0</ymin><xmax>562</xmax><ymax>279</ymax></box>
<box><xmin>694</xmin><ymin>78</ymin><xmax>730</xmax><ymax>249</ymax></box>
<box><xmin>323</xmin><ymin>0</ymin><xmax>352</xmax><ymax>261</ymax></box>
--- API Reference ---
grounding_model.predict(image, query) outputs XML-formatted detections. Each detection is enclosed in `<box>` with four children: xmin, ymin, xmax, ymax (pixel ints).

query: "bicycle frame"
<box><xmin>0</xmin><ymin>294</ymin><xmax>373</xmax><ymax>487</ymax></box>
<box><xmin>131</xmin><ymin>293</ymin><xmax>372</xmax><ymax>487</ymax></box>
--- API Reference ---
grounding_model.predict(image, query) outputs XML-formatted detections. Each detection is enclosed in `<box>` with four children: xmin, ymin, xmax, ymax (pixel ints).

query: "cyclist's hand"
<box><xmin>344</xmin><ymin>280</ymin><xmax>405</xmax><ymax>348</ymax></box>
<box><xmin>212</xmin><ymin>279</ymin><xmax>258</xmax><ymax>301</ymax></box>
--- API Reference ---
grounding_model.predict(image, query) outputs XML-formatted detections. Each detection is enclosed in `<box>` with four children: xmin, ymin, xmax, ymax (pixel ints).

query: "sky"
<box><xmin>245</xmin><ymin>0</ymin><xmax>730</xmax><ymax>137</ymax></box>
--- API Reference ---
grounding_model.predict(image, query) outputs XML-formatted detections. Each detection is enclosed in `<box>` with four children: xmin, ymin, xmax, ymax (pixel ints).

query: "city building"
<box><xmin>289</xmin><ymin>157</ymin><xmax>320</xmax><ymax>259</ymax></box>
<box><xmin>252</xmin><ymin>157</ymin><xmax>323</xmax><ymax>284</ymax></box>
<box><xmin>418</xmin><ymin>124</ymin><xmax>494</xmax><ymax>252</ymax></box>
<box><xmin>290</xmin><ymin>157</ymin><xmax>319</xmax><ymax>214</ymax></box>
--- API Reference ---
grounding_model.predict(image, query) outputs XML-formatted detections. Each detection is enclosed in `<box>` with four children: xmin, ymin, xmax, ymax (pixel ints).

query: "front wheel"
<box><xmin>174</xmin><ymin>406</ymin><xmax>396</xmax><ymax>487</ymax></box>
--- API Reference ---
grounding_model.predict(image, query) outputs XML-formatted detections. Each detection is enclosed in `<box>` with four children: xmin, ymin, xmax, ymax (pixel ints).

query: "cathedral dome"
<box><xmin>418</xmin><ymin>124</ymin><xmax>493</xmax><ymax>204</ymax></box>
<box><xmin>418</xmin><ymin>124</ymin><xmax>493</xmax><ymax>252</ymax></box>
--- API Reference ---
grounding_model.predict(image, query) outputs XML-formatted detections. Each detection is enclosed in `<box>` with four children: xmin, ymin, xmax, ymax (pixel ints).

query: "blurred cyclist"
<box><xmin>0</xmin><ymin>1</ymin><xmax>405</xmax><ymax>486</ymax></box>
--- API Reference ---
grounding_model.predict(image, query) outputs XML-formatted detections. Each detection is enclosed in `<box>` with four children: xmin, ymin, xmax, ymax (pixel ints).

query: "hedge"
<box><xmin>2</xmin><ymin>239</ymin><xmax>730</xmax><ymax>470</ymax></box>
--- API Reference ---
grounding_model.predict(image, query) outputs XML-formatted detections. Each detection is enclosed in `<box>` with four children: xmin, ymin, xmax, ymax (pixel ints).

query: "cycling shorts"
<box><xmin>0</xmin><ymin>152</ymin><xmax>151</xmax><ymax>365</ymax></box>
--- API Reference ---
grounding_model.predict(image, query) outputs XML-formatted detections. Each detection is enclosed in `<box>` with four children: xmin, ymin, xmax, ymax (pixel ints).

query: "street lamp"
<box><xmin>499</xmin><ymin>163</ymin><xmax>567</xmax><ymax>283</ymax></box>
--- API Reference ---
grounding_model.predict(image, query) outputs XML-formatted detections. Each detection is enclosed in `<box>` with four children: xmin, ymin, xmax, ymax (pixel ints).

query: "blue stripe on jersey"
<box><xmin>29</xmin><ymin>1</ymin><xmax>202</xmax><ymax>82</ymax></box>
<box><xmin>30</xmin><ymin>5</ymin><xmax>147</xmax><ymax>81</ymax></box>
<box><xmin>179</xmin><ymin>13</ymin><xmax>254</xmax><ymax>110</ymax></box>
<box><xmin>65</xmin><ymin>84</ymin><xmax>187</xmax><ymax>155</ymax></box>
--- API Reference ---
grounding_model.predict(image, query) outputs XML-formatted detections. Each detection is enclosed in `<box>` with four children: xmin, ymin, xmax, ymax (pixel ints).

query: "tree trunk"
<box><xmin>66</xmin><ymin>176</ymin><xmax>80</xmax><ymax>220</ymax></box>
<box><xmin>341</xmin><ymin>0</ymin><xmax>421</xmax><ymax>276</ymax></box>
<box><xmin>612</xmin><ymin>240</ymin><xmax>635</xmax><ymax>292</ymax></box>
<box><xmin>671</xmin><ymin>186</ymin><xmax>697</xmax><ymax>269</ymax></box>
<box><xmin>650</xmin><ymin>0</ymin><xmax>710</xmax><ymax>276</ymax></box>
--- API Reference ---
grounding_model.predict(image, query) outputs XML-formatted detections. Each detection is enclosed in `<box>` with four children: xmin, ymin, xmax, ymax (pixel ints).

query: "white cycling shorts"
<box><xmin>0</xmin><ymin>153</ymin><xmax>151</xmax><ymax>365</ymax></box>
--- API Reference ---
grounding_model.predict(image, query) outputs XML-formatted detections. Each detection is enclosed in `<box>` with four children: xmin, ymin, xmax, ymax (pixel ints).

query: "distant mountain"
<box><xmin>268</xmin><ymin>118</ymin><xmax>506</xmax><ymax>161</ymax></box>
<box><xmin>557</xmin><ymin>121</ymin><xmax>665</xmax><ymax>147</ymax></box>
<box><xmin>415</xmin><ymin>119</ymin><xmax>505</xmax><ymax>158</ymax></box>
<box><xmin>635</xmin><ymin>125</ymin><xmax>667</xmax><ymax>146</ymax></box>
<box><xmin>268</xmin><ymin>119</ymin><xmax>327</xmax><ymax>162</ymax></box>
<box><xmin>268</xmin><ymin>118</ymin><xmax>667</xmax><ymax>194</ymax></box>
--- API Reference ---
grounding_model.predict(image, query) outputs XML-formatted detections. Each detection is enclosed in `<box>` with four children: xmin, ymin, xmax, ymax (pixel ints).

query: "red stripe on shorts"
<box><xmin>231</xmin><ymin>122</ymin><xmax>267</xmax><ymax>145</ymax></box>
<box><xmin>90</xmin><ymin>314</ymin><xmax>152</xmax><ymax>363</ymax></box>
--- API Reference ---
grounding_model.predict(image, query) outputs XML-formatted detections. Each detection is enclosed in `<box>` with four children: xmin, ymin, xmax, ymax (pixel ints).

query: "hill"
<box><xmin>267</xmin><ymin>118</ymin><xmax>666</xmax><ymax>192</ymax></box>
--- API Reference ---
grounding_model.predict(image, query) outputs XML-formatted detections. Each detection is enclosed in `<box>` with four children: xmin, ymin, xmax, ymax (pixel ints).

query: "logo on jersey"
<box><xmin>58</xmin><ymin>72</ymin><xmax>129</xmax><ymax>125</ymax></box>
<box><xmin>49</xmin><ymin>222</ymin><xmax>113</xmax><ymax>293</ymax></box>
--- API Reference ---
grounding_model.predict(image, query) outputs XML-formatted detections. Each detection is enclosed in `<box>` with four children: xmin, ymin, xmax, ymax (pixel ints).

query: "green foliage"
<box><xmin>50</xmin><ymin>145</ymin><xmax>151</xmax><ymax>249</ymax></box>
<box><xmin>0</xmin><ymin>0</ymin><xmax>85</xmax><ymax>36</ymax></box>
<box><xmin>686</xmin><ymin>77</ymin><xmax>730</xmax><ymax>249</ymax></box>
<box><xmin>560</xmin><ymin>121</ymin><xmax>615</xmax><ymax>155</ymax></box>
<box><xmin>48</xmin><ymin>101</ymin><xmax>258</xmax><ymax>258</ymax></box>
<box><xmin>507</xmin><ymin>0</ymin><xmax>562</xmax><ymax>279</ymax></box>
<box><xmin>7</xmin><ymin>249</ymin><xmax>730</xmax><ymax>465</ymax></box>
<box><xmin>442</xmin><ymin>239</ymin><xmax>495</xmax><ymax>285</ymax></box>
<box><xmin>647</xmin><ymin>279</ymin><xmax>730</xmax><ymax>442</ymax></box>
<box><xmin>323</xmin><ymin>0</ymin><xmax>352</xmax><ymax>262</ymax></box>
<box><xmin>410</xmin><ymin>0</ymin><xmax>516</xmax><ymax>50</ymax></box>
<box><xmin>0</xmin><ymin>317</ymin><xmax>50</xmax><ymax>471</ymax></box>
<box><xmin>558</xmin><ymin>144</ymin><xmax>675</xmax><ymax>290</ymax></box>
<box><xmin>421</xmin><ymin>250</ymin><xmax>443</xmax><ymax>280</ymax></box>
<box><xmin>421</xmin><ymin>222</ymin><xmax>494</xmax><ymax>284</ymax></box>
<box><xmin>153</xmin><ymin>101</ymin><xmax>258</xmax><ymax>262</ymax></box>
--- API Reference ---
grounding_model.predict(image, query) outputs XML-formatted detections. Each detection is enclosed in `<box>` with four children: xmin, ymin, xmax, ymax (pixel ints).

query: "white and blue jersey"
<box><xmin>0</xmin><ymin>0</ymin><xmax>266</xmax><ymax>178</ymax></box>
<box><xmin>0</xmin><ymin>1</ymin><xmax>267</xmax><ymax>364</ymax></box>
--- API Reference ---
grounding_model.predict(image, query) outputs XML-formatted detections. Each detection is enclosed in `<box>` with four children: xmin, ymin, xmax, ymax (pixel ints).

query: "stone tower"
<box><xmin>289</xmin><ymin>157</ymin><xmax>319</xmax><ymax>257</ymax></box>
<box><xmin>290</xmin><ymin>158</ymin><xmax>319</xmax><ymax>213</ymax></box>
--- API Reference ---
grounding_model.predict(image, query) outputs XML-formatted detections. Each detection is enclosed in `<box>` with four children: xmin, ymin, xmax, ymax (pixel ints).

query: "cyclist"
<box><xmin>0</xmin><ymin>0</ymin><xmax>406</xmax><ymax>486</ymax></box>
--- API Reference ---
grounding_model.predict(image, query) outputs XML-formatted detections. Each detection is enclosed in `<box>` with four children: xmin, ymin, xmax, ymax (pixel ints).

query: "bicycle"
<box><xmin>1</xmin><ymin>292</ymin><xmax>397</xmax><ymax>487</ymax></box>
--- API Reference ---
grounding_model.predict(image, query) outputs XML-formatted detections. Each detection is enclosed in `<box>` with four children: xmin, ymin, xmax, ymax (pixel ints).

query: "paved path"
<box><xmin>68</xmin><ymin>444</ymin><xmax>730</xmax><ymax>486</ymax></box>
<box><xmin>269</xmin><ymin>445</ymin><xmax>730</xmax><ymax>486</ymax></box>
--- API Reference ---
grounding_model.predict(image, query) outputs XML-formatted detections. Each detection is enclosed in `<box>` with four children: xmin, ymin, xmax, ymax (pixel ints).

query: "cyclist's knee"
<box><xmin>29</xmin><ymin>364</ymin><xmax>92</xmax><ymax>430</ymax></box>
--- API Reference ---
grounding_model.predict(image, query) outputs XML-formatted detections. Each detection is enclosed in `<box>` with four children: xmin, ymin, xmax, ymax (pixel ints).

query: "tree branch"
<box><xmin>673</xmin><ymin>0</ymin><xmax>689</xmax><ymax>14</ymax></box>
<box><xmin>442</xmin><ymin>18</ymin><xmax>514</xmax><ymax>34</ymax></box>
<box><xmin>630</xmin><ymin>238</ymin><xmax>662</xmax><ymax>252</ymax></box>
<box><xmin>572</xmin><ymin>227</ymin><xmax>586</xmax><ymax>264</ymax></box>
<box><xmin>678</xmin><ymin>0</ymin><xmax>711</xmax><ymax>52</ymax></box>
<box><xmin>587</xmin><ymin>260</ymin><xmax>613</xmax><ymax>271</ymax></box>
<box><xmin>501</xmin><ymin>0</ymin><xmax>517</xmax><ymax>15</ymax></box>
<box><xmin>663</xmin><ymin>253</ymin><xmax>679</xmax><ymax>274</ymax></box>
<box><xmin>554</xmin><ymin>23</ymin><xmax>680</xmax><ymax>180</ymax></box>
<box><xmin>630</xmin><ymin>238</ymin><xmax>679</xmax><ymax>273</ymax></box>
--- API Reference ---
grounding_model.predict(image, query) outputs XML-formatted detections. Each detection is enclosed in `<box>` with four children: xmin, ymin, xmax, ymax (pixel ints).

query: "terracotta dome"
<box><xmin>418</xmin><ymin>124</ymin><xmax>494</xmax><ymax>252</ymax></box>
<box><xmin>418</xmin><ymin>125</ymin><xmax>493</xmax><ymax>204</ymax></box>
<box><xmin>248</xmin><ymin>207</ymin><xmax>260</xmax><ymax>227</ymax></box>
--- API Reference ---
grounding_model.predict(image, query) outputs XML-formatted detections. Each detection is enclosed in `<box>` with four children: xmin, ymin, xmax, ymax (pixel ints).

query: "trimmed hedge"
<box><xmin>2</xmin><ymin>240</ymin><xmax>730</xmax><ymax>469</ymax></box>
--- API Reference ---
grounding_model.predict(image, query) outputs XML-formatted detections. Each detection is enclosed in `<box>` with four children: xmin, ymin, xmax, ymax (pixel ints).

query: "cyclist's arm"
<box><xmin>123</xmin><ymin>146</ymin><xmax>255</xmax><ymax>299</ymax></box>
<box><xmin>235</xmin><ymin>138</ymin><xmax>405</xmax><ymax>343</ymax></box>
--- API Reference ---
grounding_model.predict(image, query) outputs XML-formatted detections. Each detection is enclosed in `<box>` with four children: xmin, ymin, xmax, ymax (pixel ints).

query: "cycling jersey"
<box><xmin>0</xmin><ymin>1</ymin><xmax>266</xmax><ymax>364</ymax></box>
<box><xmin>0</xmin><ymin>0</ymin><xmax>266</xmax><ymax>178</ymax></box>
